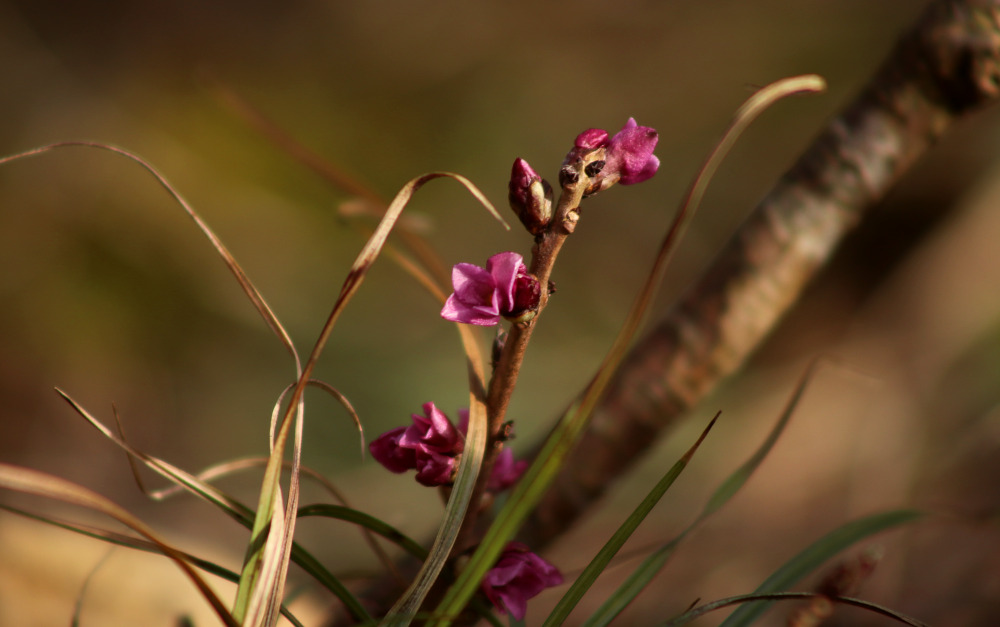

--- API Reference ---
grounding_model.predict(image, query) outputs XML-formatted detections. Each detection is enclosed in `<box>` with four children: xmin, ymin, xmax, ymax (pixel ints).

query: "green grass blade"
<box><xmin>582</xmin><ymin>361</ymin><xmax>825</xmax><ymax>626</ymax></box>
<box><xmin>699</xmin><ymin>360</ymin><xmax>819</xmax><ymax>521</ymax></box>
<box><xmin>543</xmin><ymin>414</ymin><xmax>718</xmax><ymax>627</ymax></box>
<box><xmin>581</xmin><ymin>536</ymin><xmax>683</xmax><ymax>627</ymax></box>
<box><xmin>717</xmin><ymin>509</ymin><xmax>924</xmax><ymax>627</ymax></box>
<box><xmin>297</xmin><ymin>504</ymin><xmax>428</xmax><ymax>560</ymax></box>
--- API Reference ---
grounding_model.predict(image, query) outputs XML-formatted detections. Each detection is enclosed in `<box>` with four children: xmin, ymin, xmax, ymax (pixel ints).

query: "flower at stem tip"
<box><xmin>481</xmin><ymin>542</ymin><xmax>563</xmax><ymax>620</ymax></box>
<box><xmin>564</xmin><ymin>117</ymin><xmax>659</xmax><ymax>195</ymax></box>
<box><xmin>440</xmin><ymin>252</ymin><xmax>540</xmax><ymax>326</ymax></box>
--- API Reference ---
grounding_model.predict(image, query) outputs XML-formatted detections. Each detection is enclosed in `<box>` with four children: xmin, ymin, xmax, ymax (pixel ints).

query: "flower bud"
<box><xmin>508</xmin><ymin>158</ymin><xmax>553</xmax><ymax>235</ymax></box>
<box><xmin>504</xmin><ymin>269</ymin><xmax>540</xmax><ymax>323</ymax></box>
<box><xmin>564</xmin><ymin>118</ymin><xmax>659</xmax><ymax>197</ymax></box>
<box><xmin>601</xmin><ymin>117</ymin><xmax>659</xmax><ymax>188</ymax></box>
<box><xmin>574</xmin><ymin>128</ymin><xmax>609</xmax><ymax>150</ymax></box>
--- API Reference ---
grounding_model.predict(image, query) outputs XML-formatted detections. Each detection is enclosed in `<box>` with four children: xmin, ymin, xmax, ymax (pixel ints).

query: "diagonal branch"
<box><xmin>517</xmin><ymin>0</ymin><xmax>1000</xmax><ymax>548</ymax></box>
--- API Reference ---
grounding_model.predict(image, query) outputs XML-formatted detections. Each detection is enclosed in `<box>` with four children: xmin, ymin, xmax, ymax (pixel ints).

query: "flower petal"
<box><xmin>486</xmin><ymin>252</ymin><xmax>526</xmax><ymax>314</ymax></box>
<box><xmin>481</xmin><ymin>542</ymin><xmax>562</xmax><ymax>620</ymax></box>
<box><xmin>369</xmin><ymin>426</ymin><xmax>416</xmax><ymax>473</ymax></box>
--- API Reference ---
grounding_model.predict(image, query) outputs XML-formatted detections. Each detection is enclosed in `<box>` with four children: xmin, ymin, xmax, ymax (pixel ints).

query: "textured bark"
<box><xmin>518</xmin><ymin>0</ymin><xmax>1000</xmax><ymax>548</ymax></box>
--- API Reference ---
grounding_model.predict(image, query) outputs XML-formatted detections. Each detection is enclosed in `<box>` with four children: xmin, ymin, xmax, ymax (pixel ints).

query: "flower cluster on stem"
<box><xmin>369</xmin><ymin>403</ymin><xmax>527</xmax><ymax>490</ymax></box>
<box><xmin>369</xmin><ymin>117</ymin><xmax>657</xmax><ymax>620</ymax></box>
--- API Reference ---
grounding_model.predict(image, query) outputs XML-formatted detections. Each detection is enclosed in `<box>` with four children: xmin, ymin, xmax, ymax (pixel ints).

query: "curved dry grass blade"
<box><xmin>237</xmin><ymin>172</ymin><xmax>501</xmax><ymax>626</ymax></box>
<box><xmin>0</xmin><ymin>142</ymin><xmax>301</xmax><ymax>369</ymax></box>
<box><xmin>0</xmin><ymin>463</ymin><xmax>238</xmax><ymax>627</ymax></box>
<box><xmin>602</xmin><ymin>75</ymin><xmax>827</xmax><ymax>392</ymax></box>
<box><xmin>267</xmin><ymin>379</ymin><xmax>365</xmax><ymax>457</ymax></box>
<box><xmin>433</xmin><ymin>75</ymin><xmax>827</xmax><ymax>625</ymax></box>
<box><xmin>339</xmin><ymin>202</ymin><xmax>452</xmax><ymax>297</ymax></box>
<box><xmin>664</xmin><ymin>591</ymin><xmax>930</xmax><ymax>627</ymax></box>
<box><xmin>57</xmin><ymin>394</ymin><xmax>368</xmax><ymax>620</ymax></box>
<box><xmin>2</xmin><ymin>504</ymin><xmax>308</xmax><ymax>627</ymax></box>
<box><xmin>209</xmin><ymin>79</ymin><xmax>385</xmax><ymax>206</ymax></box>
<box><xmin>58</xmin><ymin>389</ymin><xmax>253</xmax><ymax>518</ymax></box>
<box><xmin>210</xmin><ymin>81</ymin><xmax>455</xmax><ymax>290</ymax></box>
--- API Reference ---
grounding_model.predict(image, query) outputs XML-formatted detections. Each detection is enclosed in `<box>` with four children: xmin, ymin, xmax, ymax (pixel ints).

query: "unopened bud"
<box><xmin>508</xmin><ymin>158</ymin><xmax>553</xmax><ymax>235</ymax></box>
<box><xmin>504</xmin><ymin>270</ymin><xmax>541</xmax><ymax>323</ymax></box>
<box><xmin>574</xmin><ymin>128</ymin><xmax>609</xmax><ymax>150</ymax></box>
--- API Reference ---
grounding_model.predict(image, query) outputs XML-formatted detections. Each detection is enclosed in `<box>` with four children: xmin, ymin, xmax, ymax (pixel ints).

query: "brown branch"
<box><xmin>517</xmin><ymin>0</ymin><xmax>1000</xmax><ymax>548</ymax></box>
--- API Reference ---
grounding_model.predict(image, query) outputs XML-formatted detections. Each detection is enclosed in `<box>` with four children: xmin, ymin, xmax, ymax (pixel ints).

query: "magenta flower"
<box><xmin>441</xmin><ymin>252</ymin><xmax>540</xmax><ymax>326</ymax></box>
<box><xmin>482</xmin><ymin>542</ymin><xmax>563</xmax><ymax>620</ymax></box>
<box><xmin>566</xmin><ymin>118</ymin><xmax>659</xmax><ymax>194</ymax></box>
<box><xmin>488</xmin><ymin>447</ymin><xmax>529</xmax><ymax>492</ymax></box>
<box><xmin>605</xmin><ymin>117</ymin><xmax>659</xmax><ymax>185</ymax></box>
<box><xmin>369</xmin><ymin>402</ymin><xmax>464</xmax><ymax>486</ymax></box>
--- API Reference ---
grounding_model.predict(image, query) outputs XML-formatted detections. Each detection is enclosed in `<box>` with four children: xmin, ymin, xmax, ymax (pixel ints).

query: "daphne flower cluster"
<box><xmin>369</xmin><ymin>403</ymin><xmax>526</xmax><ymax>489</ymax></box>
<box><xmin>440</xmin><ymin>252</ymin><xmax>540</xmax><ymax>327</ymax></box>
<box><xmin>368</xmin><ymin>119</ymin><xmax>655</xmax><ymax>620</ymax></box>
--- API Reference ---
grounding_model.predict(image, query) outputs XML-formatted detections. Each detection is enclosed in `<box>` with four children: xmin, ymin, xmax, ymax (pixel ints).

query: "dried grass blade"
<box><xmin>57</xmin><ymin>389</ymin><xmax>253</xmax><ymax>519</ymax></box>
<box><xmin>0</xmin><ymin>142</ymin><xmax>300</xmax><ymax>369</ymax></box>
<box><xmin>211</xmin><ymin>82</ymin><xmax>454</xmax><ymax>289</ymax></box>
<box><xmin>267</xmin><ymin>380</ymin><xmax>364</xmax><ymax>457</ymax></box>
<box><xmin>0</xmin><ymin>463</ymin><xmax>238</xmax><ymax>627</ymax></box>
<box><xmin>239</xmin><ymin>171</ymin><xmax>501</xmax><ymax>626</ymax></box>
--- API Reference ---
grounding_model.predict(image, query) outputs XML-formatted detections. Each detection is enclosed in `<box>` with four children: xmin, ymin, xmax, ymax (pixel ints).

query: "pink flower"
<box><xmin>441</xmin><ymin>252</ymin><xmax>540</xmax><ymax>326</ymax></box>
<box><xmin>369</xmin><ymin>402</ymin><xmax>464</xmax><ymax>486</ymax></box>
<box><xmin>565</xmin><ymin>118</ymin><xmax>659</xmax><ymax>194</ymax></box>
<box><xmin>488</xmin><ymin>447</ymin><xmax>529</xmax><ymax>492</ymax></box>
<box><xmin>605</xmin><ymin>117</ymin><xmax>659</xmax><ymax>185</ymax></box>
<box><xmin>482</xmin><ymin>542</ymin><xmax>563</xmax><ymax>620</ymax></box>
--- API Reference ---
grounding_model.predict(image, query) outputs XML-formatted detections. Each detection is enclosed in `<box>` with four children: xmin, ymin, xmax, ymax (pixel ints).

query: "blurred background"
<box><xmin>1</xmin><ymin>0</ymin><xmax>999</xmax><ymax>624</ymax></box>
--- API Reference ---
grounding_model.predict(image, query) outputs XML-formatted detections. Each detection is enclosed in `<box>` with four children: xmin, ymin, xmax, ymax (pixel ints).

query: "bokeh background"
<box><xmin>1</xmin><ymin>0</ymin><xmax>999</xmax><ymax>624</ymax></box>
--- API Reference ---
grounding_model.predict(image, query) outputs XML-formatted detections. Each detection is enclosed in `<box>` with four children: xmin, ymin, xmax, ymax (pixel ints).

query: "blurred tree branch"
<box><xmin>519</xmin><ymin>0</ymin><xmax>1000</xmax><ymax>547</ymax></box>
